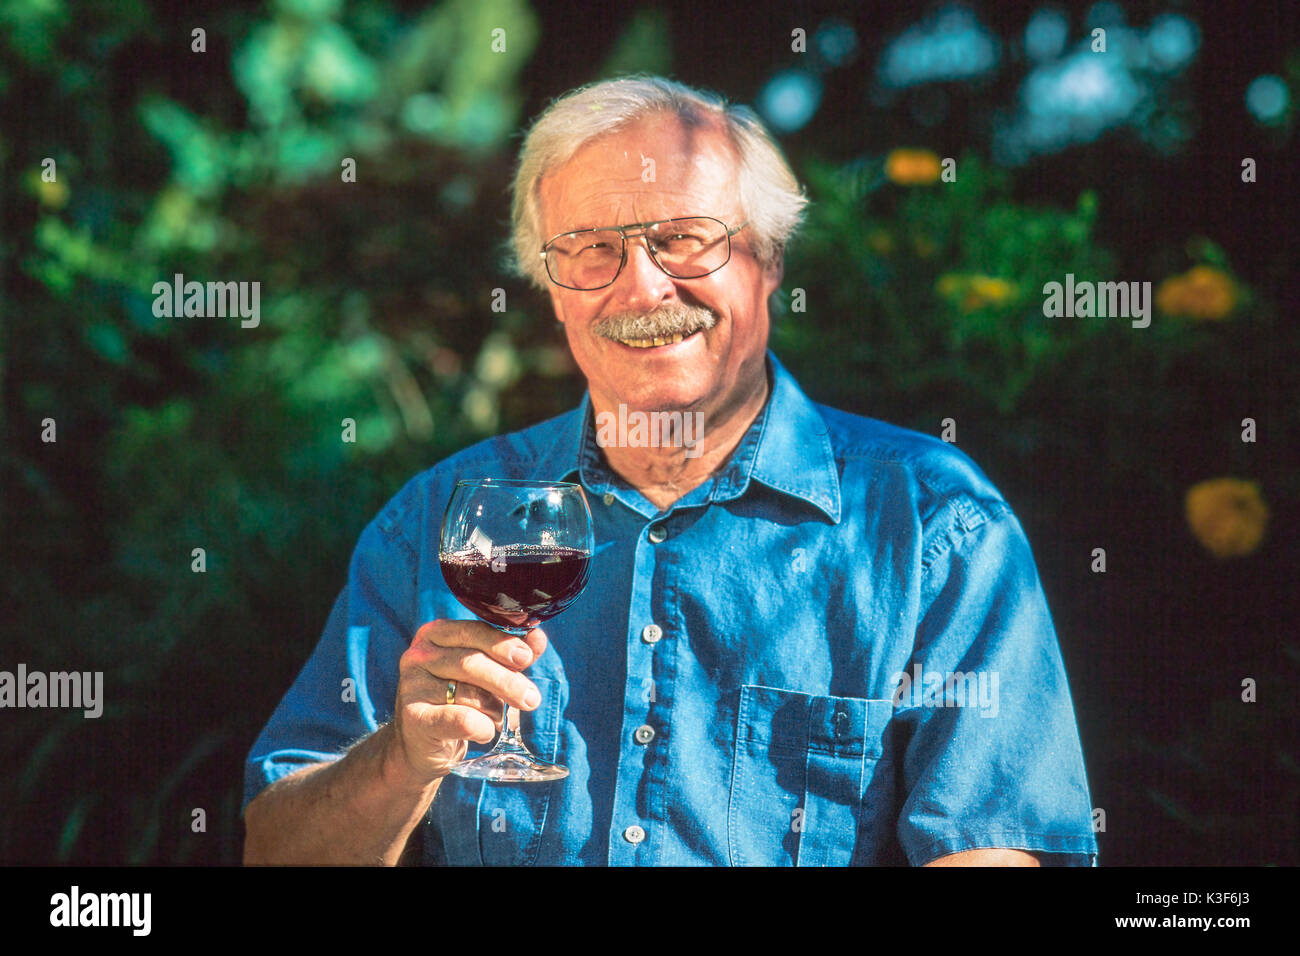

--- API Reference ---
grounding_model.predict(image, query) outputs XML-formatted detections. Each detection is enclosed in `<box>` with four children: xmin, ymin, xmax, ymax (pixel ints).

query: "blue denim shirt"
<box><xmin>244</xmin><ymin>351</ymin><xmax>1098</xmax><ymax>866</ymax></box>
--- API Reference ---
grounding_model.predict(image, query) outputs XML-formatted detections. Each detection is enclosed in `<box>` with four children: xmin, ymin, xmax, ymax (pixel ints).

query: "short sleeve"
<box><xmin>241</xmin><ymin>492</ymin><xmax>419</xmax><ymax>814</ymax></box>
<box><xmin>896</xmin><ymin>505</ymin><xmax>1098</xmax><ymax>866</ymax></box>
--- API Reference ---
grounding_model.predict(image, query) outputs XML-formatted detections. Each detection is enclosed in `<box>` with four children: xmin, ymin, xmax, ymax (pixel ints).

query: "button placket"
<box><xmin>610</xmin><ymin>511</ymin><xmax>671</xmax><ymax>864</ymax></box>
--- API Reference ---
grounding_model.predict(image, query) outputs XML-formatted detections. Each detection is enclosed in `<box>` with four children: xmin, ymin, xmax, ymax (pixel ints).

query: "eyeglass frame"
<box><xmin>539</xmin><ymin>216</ymin><xmax>749</xmax><ymax>291</ymax></box>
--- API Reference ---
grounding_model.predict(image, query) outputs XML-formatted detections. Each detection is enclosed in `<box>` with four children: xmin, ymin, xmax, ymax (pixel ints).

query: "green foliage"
<box><xmin>778</xmin><ymin>152</ymin><xmax>1296</xmax><ymax>510</ymax></box>
<box><xmin>598</xmin><ymin>7</ymin><xmax>672</xmax><ymax>79</ymax></box>
<box><xmin>0</xmin><ymin>0</ymin><xmax>69</xmax><ymax>63</ymax></box>
<box><xmin>781</xmin><ymin>155</ymin><xmax>1117</xmax><ymax>418</ymax></box>
<box><xmin>1</xmin><ymin>0</ymin><xmax>569</xmax><ymax>865</ymax></box>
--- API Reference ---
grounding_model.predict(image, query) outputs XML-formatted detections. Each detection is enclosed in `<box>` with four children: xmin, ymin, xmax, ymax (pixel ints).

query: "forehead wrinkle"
<box><xmin>540</xmin><ymin>114</ymin><xmax>740</xmax><ymax>237</ymax></box>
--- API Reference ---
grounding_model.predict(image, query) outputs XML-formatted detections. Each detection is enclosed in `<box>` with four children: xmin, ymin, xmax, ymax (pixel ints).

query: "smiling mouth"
<box><xmin>615</xmin><ymin>330</ymin><xmax>701</xmax><ymax>349</ymax></box>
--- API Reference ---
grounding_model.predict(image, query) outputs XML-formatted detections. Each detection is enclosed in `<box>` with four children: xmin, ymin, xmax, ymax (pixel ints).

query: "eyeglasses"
<box><xmin>540</xmin><ymin>216</ymin><xmax>747</xmax><ymax>291</ymax></box>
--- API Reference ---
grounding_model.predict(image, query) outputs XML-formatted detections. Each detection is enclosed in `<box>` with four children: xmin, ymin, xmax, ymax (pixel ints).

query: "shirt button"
<box><xmin>603</xmin><ymin>492</ymin><xmax>614</xmax><ymax>506</ymax></box>
<box><xmin>634</xmin><ymin>724</ymin><xmax>655</xmax><ymax>745</ymax></box>
<box><xmin>623</xmin><ymin>825</ymin><xmax>646</xmax><ymax>844</ymax></box>
<box><xmin>648</xmin><ymin>524</ymin><xmax>667</xmax><ymax>544</ymax></box>
<box><xmin>641</xmin><ymin>623</ymin><xmax>663</xmax><ymax>644</ymax></box>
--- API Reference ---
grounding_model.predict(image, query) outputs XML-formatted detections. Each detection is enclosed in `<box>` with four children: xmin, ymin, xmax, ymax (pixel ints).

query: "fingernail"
<box><xmin>510</xmin><ymin>646</ymin><xmax>532</xmax><ymax>667</ymax></box>
<box><xmin>523</xmin><ymin>686</ymin><xmax>541</xmax><ymax>708</ymax></box>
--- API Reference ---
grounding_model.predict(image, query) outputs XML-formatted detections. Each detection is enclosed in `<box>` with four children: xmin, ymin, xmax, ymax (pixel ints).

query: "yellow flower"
<box><xmin>38</xmin><ymin>178</ymin><xmax>69</xmax><ymax>208</ymax></box>
<box><xmin>885</xmin><ymin>148</ymin><xmax>942</xmax><ymax>186</ymax></box>
<box><xmin>968</xmin><ymin>275</ymin><xmax>1016</xmax><ymax>306</ymax></box>
<box><xmin>910</xmin><ymin>234</ymin><xmax>938</xmax><ymax>258</ymax></box>
<box><xmin>867</xmin><ymin>229</ymin><xmax>895</xmax><ymax>255</ymax></box>
<box><xmin>1155</xmin><ymin>265</ymin><xmax>1238</xmax><ymax>320</ymax></box>
<box><xmin>936</xmin><ymin>273</ymin><xmax>1018</xmax><ymax>312</ymax></box>
<box><xmin>1185</xmin><ymin>478</ymin><xmax>1268</xmax><ymax>558</ymax></box>
<box><xmin>25</xmin><ymin>169</ymin><xmax>69</xmax><ymax>209</ymax></box>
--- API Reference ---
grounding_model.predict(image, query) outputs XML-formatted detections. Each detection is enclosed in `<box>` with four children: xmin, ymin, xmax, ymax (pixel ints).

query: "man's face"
<box><xmin>537</xmin><ymin>112</ymin><xmax>782</xmax><ymax>418</ymax></box>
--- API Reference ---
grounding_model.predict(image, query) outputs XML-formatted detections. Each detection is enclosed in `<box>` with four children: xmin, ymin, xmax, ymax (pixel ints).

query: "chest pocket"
<box><xmin>431</xmin><ymin>676</ymin><xmax>564</xmax><ymax>866</ymax></box>
<box><xmin>728</xmin><ymin>685</ymin><xmax>896</xmax><ymax>866</ymax></box>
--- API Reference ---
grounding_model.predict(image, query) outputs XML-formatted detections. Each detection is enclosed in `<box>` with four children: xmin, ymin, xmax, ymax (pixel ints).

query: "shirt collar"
<box><xmin>745</xmin><ymin>351</ymin><xmax>841</xmax><ymax>523</ymax></box>
<box><xmin>524</xmin><ymin>350</ymin><xmax>841</xmax><ymax>524</ymax></box>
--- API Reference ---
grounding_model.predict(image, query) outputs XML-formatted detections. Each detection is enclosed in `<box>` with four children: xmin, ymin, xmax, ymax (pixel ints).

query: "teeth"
<box><xmin>620</xmin><ymin>331</ymin><xmax>691</xmax><ymax>348</ymax></box>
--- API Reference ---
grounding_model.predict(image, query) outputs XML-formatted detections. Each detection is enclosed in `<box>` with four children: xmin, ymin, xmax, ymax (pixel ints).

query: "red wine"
<box><xmin>440</xmin><ymin>544</ymin><xmax>591</xmax><ymax>631</ymax></box>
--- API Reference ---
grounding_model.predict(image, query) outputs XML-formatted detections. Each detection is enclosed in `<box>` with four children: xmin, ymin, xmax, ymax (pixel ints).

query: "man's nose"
<box><xmin>613</xmin><ymin>236</ymin><xmax>676</xmax><ymax>310</ymax></box>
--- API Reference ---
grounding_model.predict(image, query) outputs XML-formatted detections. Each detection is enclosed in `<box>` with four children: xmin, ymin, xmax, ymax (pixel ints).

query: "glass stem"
<box><xmin>494</xmin><ymin>702</ymin><xmax>528</xmax><ymax>752</ymax></box>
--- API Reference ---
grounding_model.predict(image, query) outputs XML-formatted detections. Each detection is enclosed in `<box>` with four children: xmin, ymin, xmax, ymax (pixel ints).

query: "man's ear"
<box><xmin>763</xmin><ymin>253</ymin><xmax>784</xmax><ymax>298</ymax></box>
<box><xmin>547</xmin><ymin>284</ymin><xmax>567</xmax><ymax>325</ymax></box>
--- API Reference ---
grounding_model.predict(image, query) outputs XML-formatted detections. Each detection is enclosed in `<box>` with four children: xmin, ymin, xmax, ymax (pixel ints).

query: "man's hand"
<box><xmin>386</xmin><ymin>619</ymin><xmax>547</xmax><ymax>785</ymax></box>
<box><xmin>244</xmin><ymin>619</ymin><xmax>548</xmax><ymax>864</ymax></box>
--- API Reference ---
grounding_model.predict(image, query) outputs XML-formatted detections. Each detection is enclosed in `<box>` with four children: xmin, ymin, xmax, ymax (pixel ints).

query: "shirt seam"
<box><xmin>830</xmin><ymin>445</ymin><xmax>1008</xmax><ymax>562</ymax></box>
<box><xmin>920</xmin><ymin>497</ymin><xmax>1013</xmax><ymax>574</ymax></box>
<box><xmin>376</xmin><ymin>481</ymin><xmax>420</xmax><ymax>565</ymax></box>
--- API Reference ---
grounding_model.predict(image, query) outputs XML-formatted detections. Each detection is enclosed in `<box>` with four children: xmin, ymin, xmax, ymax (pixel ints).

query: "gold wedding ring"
<box><xmin>446</xmin><ymin>679</ymin><xmax>457</xmax><ymax>705</ymax></box>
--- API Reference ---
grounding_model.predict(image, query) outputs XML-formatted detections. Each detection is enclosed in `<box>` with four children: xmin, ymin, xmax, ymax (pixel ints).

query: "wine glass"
<box><xmin>439</xmin><ymin>478</ymin><xmax>593</xmax><ymax>782</ymax></box>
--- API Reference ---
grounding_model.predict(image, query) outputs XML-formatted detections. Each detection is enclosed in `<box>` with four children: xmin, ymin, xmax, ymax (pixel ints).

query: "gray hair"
<box><xmin>510</xmin><ymin>75</ymin><xmax>808</xmax><ymax>290</ymax></box>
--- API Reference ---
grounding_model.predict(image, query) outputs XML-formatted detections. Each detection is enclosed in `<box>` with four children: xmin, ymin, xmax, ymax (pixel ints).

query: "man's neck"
<box><xmin>593</xmin><ymin>369</ymin><xmax>771</xmax><ymax>513</ymax></box>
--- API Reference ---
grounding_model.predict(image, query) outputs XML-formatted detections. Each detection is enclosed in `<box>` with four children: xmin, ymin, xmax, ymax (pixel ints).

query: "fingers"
<box><xmin>420</xmin><ymin>702</ymin><xmax>498</xmax><ymax>745</ymax></box>
<box><xmin>409</xmin><ymin>620</ymin><xmax>545</xmax><ymax>711</ymax></box>
<box><xmin>521</xmin><ymin>627</ymin><xmax>548</xmax><ymax>662</ymax></box>
<box><xmin>396</xmin><ymin>672</ymin><xmax>500</xmax><ymax>746</ymax></box>
<box><xmin>415</xmin><ymin>619</ymin><xmax>547</xmax><ymax>670</ymax></box>
<box><xmin>391</xmin><ymin>620</ymin><xmax>551</xmax><ymax>780</ymax></box>
<box><xmin>438</xmin><ymin>649</ymin><xmax>541</xmax><ymax>711</ymax></box>
<box><xmin>442</xmin><ymin>678</ymin><xmax>504</xmax><ymax>723</ymax></box>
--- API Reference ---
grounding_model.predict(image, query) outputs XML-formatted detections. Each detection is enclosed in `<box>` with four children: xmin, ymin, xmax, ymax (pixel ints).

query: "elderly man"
<box><xmin>243</xmin><ymin>76</ymin><xmax>1097</xmax><ymax>866</ymax></box>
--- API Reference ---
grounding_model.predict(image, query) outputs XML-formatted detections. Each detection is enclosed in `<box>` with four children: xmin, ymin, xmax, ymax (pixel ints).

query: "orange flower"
<box><xmin>885</xmin><ymin>148</ymin><xmax>942</xmax><ymax>186</ymax></box>
<box><xmin>1185</xmin><ymin>478</ymin><xmax>1268</xmax><ymax>558</ymax></box>
<box><xmin>1155</xmin><ymin>265</ymin><xmax>1238</xmax><ymax>320</ymax></box>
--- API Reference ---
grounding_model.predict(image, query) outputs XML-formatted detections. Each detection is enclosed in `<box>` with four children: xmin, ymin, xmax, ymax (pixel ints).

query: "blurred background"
<box><xmin>1</xmin><ymin>0</ymin><xmax>1296</xmax><ymax>865</ymax></box>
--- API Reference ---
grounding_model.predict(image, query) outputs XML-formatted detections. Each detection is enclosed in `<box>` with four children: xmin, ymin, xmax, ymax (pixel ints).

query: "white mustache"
<box><xmin>592</xmin><ymin>304</ymin><xmax>716</xmax><ymax>341</ymax></box>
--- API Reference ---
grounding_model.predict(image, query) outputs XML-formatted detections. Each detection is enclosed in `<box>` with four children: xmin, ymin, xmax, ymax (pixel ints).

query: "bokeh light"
<box><xmin>1025</xmin><ymin>8</ymin><xmax>1069</xmax><ymax>63</ymax></box>
<box><xmin>878</xmin><ymin>5</ymin><xmax>1000</xmax><ymax>90</ymax></box>
<box><xmin>1246</xmin><ymin>74</ymin><xmax>1289</xmax><ymax>123</ymax></box>
<box><xmin>757</xmin><ymin>69</ymin><xmax>822</xmax><ymax>132</ymax></box>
